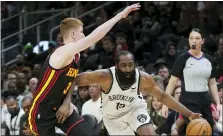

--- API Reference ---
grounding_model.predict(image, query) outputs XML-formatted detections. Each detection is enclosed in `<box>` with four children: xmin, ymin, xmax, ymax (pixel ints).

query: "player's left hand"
<box><xmin>120</xmin><ymin>3</ymin><xmax>141</xmax><ymax>18</ymax></box>
<box><xmin>188</xmin><ymin>112</ymin><xmax>202</xmax><ymax>121</ymax></box>
<box><xmin>56</xmin><ymin>102</ymin><xmax>73</xmax><ymax>123</ymax></box>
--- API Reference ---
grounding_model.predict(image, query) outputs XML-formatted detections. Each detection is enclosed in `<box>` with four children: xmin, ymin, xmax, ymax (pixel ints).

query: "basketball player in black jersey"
<box><xmin>28</xmin><ymin>3</ymin><xmax>141</xmax><ymax>136</ymax></box>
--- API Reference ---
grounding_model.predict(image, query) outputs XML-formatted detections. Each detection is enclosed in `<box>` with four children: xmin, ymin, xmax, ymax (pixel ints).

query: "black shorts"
<box><xmin>181</xmin><ymin>102</ymin><xmax>214</xmax><ymax>129</ymax></box>
<box><xmin>29</xmin><ymin>104</ymin><xmax>94</xmax><ymax>136</ymax></box>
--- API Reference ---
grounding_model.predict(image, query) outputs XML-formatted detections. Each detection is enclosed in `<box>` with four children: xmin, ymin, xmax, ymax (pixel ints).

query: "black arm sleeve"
<box><xmin>171</xmin><ymin>52</ymin><xmax>189</xmax><ymax>78</ymax></box>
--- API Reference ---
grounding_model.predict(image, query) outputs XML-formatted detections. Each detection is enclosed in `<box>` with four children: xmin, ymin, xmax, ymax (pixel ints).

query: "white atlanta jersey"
<box><xmin>101</xmin><ymin>66</ymin><xmax>147</xmax><ymax>119</ymax></box>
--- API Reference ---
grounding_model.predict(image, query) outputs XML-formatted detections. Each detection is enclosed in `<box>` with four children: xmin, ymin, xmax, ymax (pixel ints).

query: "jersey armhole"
<box><xmin>101</xmin><ymin>69</ymin><xmax>113</xmax><ymax>94</ymax></box>
<box><xmin>48</xmin><ymin>49</ymin><xmax>75</xmax><ymax>70</ymax></box>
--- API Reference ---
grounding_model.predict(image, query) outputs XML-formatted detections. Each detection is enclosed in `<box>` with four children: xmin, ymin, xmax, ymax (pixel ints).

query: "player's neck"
<box><xmin>63</xmin><ymin>37</ymin><xmax>76</xmax><ymax>45</ymax></box>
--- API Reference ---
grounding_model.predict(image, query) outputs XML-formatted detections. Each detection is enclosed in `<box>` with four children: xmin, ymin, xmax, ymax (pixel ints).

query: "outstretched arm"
<box><xmin>75</xmin><ymin>69</ymin><xmax>111</xmax><ymax>89</ymax></box>
<box><xmin>50</xmin><ymin>3</ymin><xmax>141</xmax><ymax>69</ymax></box>
<box><xmin>140</xmin><ymin>71</ymin><xmax>199</xmax><ymax>119</ymax></box>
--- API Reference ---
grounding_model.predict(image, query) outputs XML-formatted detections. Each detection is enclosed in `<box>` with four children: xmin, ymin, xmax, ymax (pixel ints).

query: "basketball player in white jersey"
<box><xmin>74</xmin><ymin>51</ymin><xmax>201</xmax><ymax>135</ymax></box>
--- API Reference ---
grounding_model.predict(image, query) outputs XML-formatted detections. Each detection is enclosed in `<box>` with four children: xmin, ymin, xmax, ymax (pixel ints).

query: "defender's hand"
<box><xmin>120</xmin><ymin>3</ymin><xmax>141</xmax><ymax>18</ymax></box>
<box><xmin>56</xmin><ymin>102</ymin><xmax>73</xmax><ymax>123</ymax></box>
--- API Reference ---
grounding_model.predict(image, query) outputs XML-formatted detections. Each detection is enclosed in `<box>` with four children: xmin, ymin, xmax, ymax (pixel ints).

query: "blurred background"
<box><xmin>1</xmin><ymin>1</ymin><xmax>223</xmax><ymax>136</ymax></box>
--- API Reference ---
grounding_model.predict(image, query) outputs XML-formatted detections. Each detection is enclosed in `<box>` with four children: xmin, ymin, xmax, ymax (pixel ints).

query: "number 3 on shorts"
<box><xmin>63</xmin><ymin>82</ymin><xmax>72</xmax><ymax>94</ymax></box>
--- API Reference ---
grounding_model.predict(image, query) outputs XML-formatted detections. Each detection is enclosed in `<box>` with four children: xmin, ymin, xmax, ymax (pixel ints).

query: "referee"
<box><xmin>161</xmin><ymin>28</ymin><xmax>221</xmax><ymax>131</ymax></box>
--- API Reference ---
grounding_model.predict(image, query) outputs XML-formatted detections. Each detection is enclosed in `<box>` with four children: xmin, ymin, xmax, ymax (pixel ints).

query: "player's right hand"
<box><xmin>120</xmin><ymin>3</ymin><xmax>141</xmax><ymax>18</ymax></box>
<box><xmin>56</xmin><ymin>102</ymin><xmax>71</xmax><ymax>123</ymax></box>
<box><xmin>161</xmin><ymin>105</ymin><xmax>169</xmax><ymax>118</ymax></box>
<box><xmin>188</xmin><ymin>113</ymin><xmax>202</xmax><ymax>121</ymax></box>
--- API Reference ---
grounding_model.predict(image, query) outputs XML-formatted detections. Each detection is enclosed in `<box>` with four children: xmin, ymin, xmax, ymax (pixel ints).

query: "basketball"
<box><xmin>186</xmin><ymin>119</ymin><xmax>212</xmax><ymax>136</ymax></box>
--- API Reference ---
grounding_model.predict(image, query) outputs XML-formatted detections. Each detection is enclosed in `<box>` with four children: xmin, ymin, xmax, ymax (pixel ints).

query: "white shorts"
<box><xmin>103</xmin><ymin>104</ymin><xmax>151</xmax><ymax>135</ymax></box>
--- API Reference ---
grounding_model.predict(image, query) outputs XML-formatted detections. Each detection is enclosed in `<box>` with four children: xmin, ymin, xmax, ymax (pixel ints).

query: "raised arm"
<box><xmin>140</xmin><ymin>71</ymin><xmax>199</xmax><ymax>120</ymax></box>
<box><xmin>51</xmin><ymin>3</ymin><xmax>141</xmax><ymax>69</ymax></box>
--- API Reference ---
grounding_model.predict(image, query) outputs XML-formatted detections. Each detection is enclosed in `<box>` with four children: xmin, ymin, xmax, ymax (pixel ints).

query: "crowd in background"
<box><xmin>1</xmin><ymin>1</ymin><xmax>223</xmax><ymax>136</ymax></box>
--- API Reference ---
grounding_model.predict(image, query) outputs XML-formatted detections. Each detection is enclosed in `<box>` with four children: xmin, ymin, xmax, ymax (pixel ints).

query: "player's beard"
<box><xmin>116</xmin><ymin>68</ymin><xmax>136</xmax><ymax>88</ymax></box>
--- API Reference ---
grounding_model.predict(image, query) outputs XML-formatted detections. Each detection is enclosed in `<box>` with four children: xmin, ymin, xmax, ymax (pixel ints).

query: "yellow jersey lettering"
<box><xmin>66</xmin><ymin>68</ymin><xmax>79</xmax><ymax>78</ymax></box>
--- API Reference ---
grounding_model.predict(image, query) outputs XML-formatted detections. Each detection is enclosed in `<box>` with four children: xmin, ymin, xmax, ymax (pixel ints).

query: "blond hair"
<box><xmin>60</xmin><ymin>18</ymin><xmax>83</xmax><ymax>39</ymax></box>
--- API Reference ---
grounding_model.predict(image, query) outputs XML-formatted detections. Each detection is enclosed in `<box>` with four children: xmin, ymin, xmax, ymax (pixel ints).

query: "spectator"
<box><xmin>32</xmin><ymin>64</ymin><xmax>41</xmax><ymax>78</ymax></box>
<box><xmin>19</xmin><ymin>96</ymin><xmax>33</xmax><ymax>136</ymax></box>
<box><xmin>16</xmin><ymin>72</ymin><xmax>29</xmax><ymax>95</ymax></box>
<box><xmin>163</xmin><ymin>42</ymin><xmax>178</xmax><ymax>69</ymax></box>
<box><xmin>97</xmin><ymin>36</ymin><xmax>115</xmax><ymax>69</ymax></box>
<box><xmin>113</xmin><ymin>32</ymin><xmax>128</xmax><ymax>60</ymax></box>
<box><xmin>2</xmin><ymin>82</ymin><xmax>18</xmax><ymax>99</ymax></box>
<box><xmin>22</xmin><ymin>67</ymin><xmax>33</xmax><ymax>81</ymax></box>
<box><xmin>157</xmin><ymin>65</ymin><xmax>170</xmax><ymax>89</ymax></box>
<box><xmin>149</xmin><ymin>97</ymin><xmax>167</xmax><ymax>135</ymax></box>
<box><xmin>164</xmin><ymin>85</ymin><xmax>181</xmax><ymax>134</ymax></box>
<box><xmin>215</xmin><ymin>37</ymin><xmax>223</xmax><ymax>79</ymax></box>
<box><xmin>154</xmin><ymin>58</ymin><xmax>168</xmax><ymax>73</ymax></box>
<box><xmin>132</xmin><ymin>11</ymin><xmax>142</xmax><ymax>40</ymax></box>
<box><xmin>16</xmin><ymin>72</ymin><xmax>29</xmax><ymax>108</ymax></box>
<box><xmin>23</xmin><ymin>43</ymin><xmax>37</xmax><ymax>67</ymax></box>
<box><xmin>3</xmin><ymin>72</ymin><xmax>17</xmax><ymax>91</ymax></box>
<box><xmin>73</xmin><ymin>85</ymin><xmax>90</xmax><ymax>115</ymax></box>
<box><xmin>5</xmin><ymin>96</ymin><xmax>25</xmax><ymax>136</ymax></box>
<box><xmin>192</xmin><ymin>9</ymin><xmax>212</xmax><ymax>37</ymax></box>
<box><xmin>15</xmin><ymin>54</ymin><xmax>26</xmax><ymax>72</ymax></box>
<box><xmin>147</xmin><ymin>75</ymin><xmax>164</xmax><ymax>113</ymax></box>
<box><xmin>81</xmin><ymin>84</ymin><xmax>102</xmax><ymax>123</ymax></box>
<box><xmin>27</xmin><ymin>77</ymin><xmax>38</xmax><ymax>97</ymax></box>
<box><xmin>1</xmin><ymin>97</ymin><xmax>9</xmax><ymax>136</ymax></box>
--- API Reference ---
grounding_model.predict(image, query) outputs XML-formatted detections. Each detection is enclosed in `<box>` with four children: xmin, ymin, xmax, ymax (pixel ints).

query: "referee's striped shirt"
<box><xmin>171</xmin><ymin>51</ymin><xmax>216</xmax><ymax>105</ymax></box>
